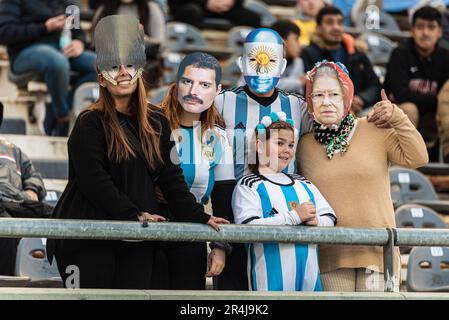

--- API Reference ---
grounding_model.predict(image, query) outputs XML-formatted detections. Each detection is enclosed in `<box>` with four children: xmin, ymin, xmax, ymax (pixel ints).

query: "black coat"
<box><xmin>0</xmin><ymin>0</ymin><xmax>87</xmax><ymax>67</ymax></box>
<box><xmin>301</xmin><ymin>40</ymin><xmax>381</xmax><ymax>108</ymax></box>
<box><xmin>47</xmin><ymin>107</ymin><xmax>210</xmax><ymax>259</ymax></box>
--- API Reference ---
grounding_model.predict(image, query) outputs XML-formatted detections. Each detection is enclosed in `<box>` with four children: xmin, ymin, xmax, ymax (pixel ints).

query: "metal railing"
<box><xmin>1</xmin><ymin>218</ymin><xmax>449</xmax><ymax>292</ymax></box>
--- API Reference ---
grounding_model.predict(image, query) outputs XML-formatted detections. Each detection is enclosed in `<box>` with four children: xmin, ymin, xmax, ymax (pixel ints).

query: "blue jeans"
<box><xmin>13</xmin><ymin>43</ymin><xmax>97</xmax><ymax>135</ymax></box>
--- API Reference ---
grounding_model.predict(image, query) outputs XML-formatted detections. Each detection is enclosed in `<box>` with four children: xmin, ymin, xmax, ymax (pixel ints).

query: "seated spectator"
<box><xmin>0</xmin><ymin>102</ymin><xmax>52</xmax><ymax>276</ymax></box>
<box><xmin>92</xmin><ymin>0</ymin><xmax>166</xmax><ymax>89</ymax></box>
<box><xmin>271</xmin><ymin>19</ymin><xmax>306</xmax><ymax>95</ymax></box>
<box><xmin>0</xmin><ymin>0</ymin><xmax>97</xmax><ymax>137</ymax></box>
<box><xmin>301</xmin><ymin>6</ymin><xmax>381</xmax><ymax>114</ymax></box>
<box><xmin>384</xmin><ymin>6</ymin><xmax>449</xmax><ymax>161</ymax></box>
<box><xmin>168</xmin><ymin>0</ymin><xmax>261</xmax><ymax>29</ymax></box>
<box><xmin>294</xmin><ymin>0</ymin><xmax>327</xmax><ymax>46</ymax></box>
<box><xmin>438</xmin><ymin>78</ymin><xmax>449</xmax><ymax>163</ymax></box>
<box><xmin>409</xmin><ymin>0</ymin><xmax>449</xmax><ymax>50</ymax></box>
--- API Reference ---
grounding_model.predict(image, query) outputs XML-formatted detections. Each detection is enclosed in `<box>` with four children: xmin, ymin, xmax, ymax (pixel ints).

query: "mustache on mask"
<box><xmin>182</xmin><ymin>95</ymin><xmax>203</xmax><ymax>105</ymax></box>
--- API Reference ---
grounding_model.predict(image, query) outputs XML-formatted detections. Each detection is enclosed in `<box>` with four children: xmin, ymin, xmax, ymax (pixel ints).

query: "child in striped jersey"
<box><xmin>232</xmin><ymin>111</ymin><xmax>336</xmax><ymax>291</ymax></box>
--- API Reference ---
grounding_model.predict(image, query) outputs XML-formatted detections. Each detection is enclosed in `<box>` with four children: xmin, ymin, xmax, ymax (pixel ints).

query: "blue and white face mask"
<box><xmin>237</xmin><ymin>28</ymin><xmax>287</xmax><ymax>94</ymax></box>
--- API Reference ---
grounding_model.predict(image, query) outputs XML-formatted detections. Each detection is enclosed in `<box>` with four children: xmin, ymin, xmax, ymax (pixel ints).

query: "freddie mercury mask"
<box><xmin>177</xmin><ymin>52</ymin><xmax>222</xmax><ymax>114</ymax></box>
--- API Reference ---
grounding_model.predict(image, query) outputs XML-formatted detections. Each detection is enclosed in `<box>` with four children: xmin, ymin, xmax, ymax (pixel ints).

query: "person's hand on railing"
<box><xmin>207</xmin><ymin>216</ymin><xmax>230</xmax><ymax>231</ymax></box>
<box><xmin>138</xmin><ymin>212</ymin><xmax>166</xmax><ymax>227</ymax></box>
<box><xmin>205</xmin><ymin>248</ymin><xmax>226</xmax><ymax>278</ymax></box>
<box><xmin>293</xmin><ymin>201</ymin><xmax>317</xmax><ymax>225</ymax></box>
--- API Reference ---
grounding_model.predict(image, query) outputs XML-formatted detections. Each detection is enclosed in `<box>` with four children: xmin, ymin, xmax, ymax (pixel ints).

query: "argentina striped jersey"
<box><xmin>173</xmin><ymin>124</ymin><xmax>234</xmax><ymax>204</ymax></box>
<box><xmin>232</xmin><ymin>172</ymin><xmax>336</xmax><ymax>291</ymax></box>
<box><xmin>215</xmin><ymin>86</ymin><xmax>313</xmax><ymax>181</ymax></box>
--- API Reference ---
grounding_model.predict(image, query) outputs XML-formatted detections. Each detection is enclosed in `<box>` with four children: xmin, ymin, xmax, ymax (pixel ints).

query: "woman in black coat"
<box><xmin>47</xmin><ymin>15</ymin><xmax>228</xmax><ymax>289</ymax></box>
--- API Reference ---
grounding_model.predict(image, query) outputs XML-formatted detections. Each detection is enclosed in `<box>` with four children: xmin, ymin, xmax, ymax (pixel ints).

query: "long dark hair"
<box><xmin>248</xmin><ymin>121</ymin><xmax>295</xmax><ymax>175</ymax></box>
<box><xmin>88</xmin><ymin>77</ymin><xmax>162</xmax><ymax>168</ymax></box>
<box><xmin>96</xmin><ymin>0</ymin><xmax>151</xmax><ymax>35</ymax></box>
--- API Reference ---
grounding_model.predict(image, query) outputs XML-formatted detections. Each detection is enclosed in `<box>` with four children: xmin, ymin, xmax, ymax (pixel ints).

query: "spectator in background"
<box><xmin>408</xmin><ymin>0</ymin><xmax>449</xmax><ymax>49</ymax></box>
<box><xmin>294</xmin><ymin>0</ymin><xmax>327</xmax><ymax>46</ymax></box>
<box><xmin>168</xmin><ymin>0</ymin><xmax>261</xmax><ymax>29</ymax></box>
<box><xmin>384</xmin><ymin>6</ymin><xmax>449</xmax><ymax>161</ymax></box>
<box><xmin>0</xmin><ymin>0</ymin><xmax>97</xmax><ymax>137</ymax></box>
<box><xmin>271</xmin><ymin>19</ymin><xmax>306</xmax><ymax>95</ymax></box>
<box><xmin>0</xmin><ymin>102</ymin><xmax>52</xmax><ymax>276</ymax></box>
<box><xmin>92</xmin><ymin>0</ymin><xmax>166</xmax><ymax>89</ymax></box>
<box><xmin>301</xmin><ymin>6</ymin><xmax>381</xmax><ymax>114</ymax></box>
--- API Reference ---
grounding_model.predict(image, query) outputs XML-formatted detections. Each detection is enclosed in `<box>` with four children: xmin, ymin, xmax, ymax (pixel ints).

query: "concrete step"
<box><xmin>1</xmin><ymin>134</ymin><xmax>68</xmax><ymax>160</ymax></box>
<box><xmin>0</xmin><ymin>288</ymin><xmax>448</xmax><ymax>300</ymax></box>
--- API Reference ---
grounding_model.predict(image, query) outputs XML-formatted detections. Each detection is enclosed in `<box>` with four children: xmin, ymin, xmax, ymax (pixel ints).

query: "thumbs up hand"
<box><xmin>367</xmin><ymin>89</ymin><xmax>395</xmax><ymax>128</ymax></box>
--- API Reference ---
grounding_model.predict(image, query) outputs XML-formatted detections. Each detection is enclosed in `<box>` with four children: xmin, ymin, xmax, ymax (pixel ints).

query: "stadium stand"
<box><xmin>245</xmin><ymin>0</ymin><xmax>277</xmax><ymax>26</ymax></box>
<box><xmin>395</xmin><ymin>204</ymin><xmax>447</xmax><ymax>253</ymax></box>
<box><xmin>407</xmin><ymin>246</ymin><xmax>449</xmax><ymax>292</ymax></box>
<box><xmin>14</xmin><ymin>238</ymin><xmax>62</xmax><ymax>288</ymax></box>
<box><xmin>390</xmin><ymin>166</ymin><xmax>441</xmax><ymax>207</ymax></box>
<box><xmin>0</xmin><ymin>118</ymin><xmax>26</xmax><ymax>135</ymax></box>
<box><xmin>357</xmin><ymin>32</ymin><xmax>396</xmax><ymax>66</ymax></box>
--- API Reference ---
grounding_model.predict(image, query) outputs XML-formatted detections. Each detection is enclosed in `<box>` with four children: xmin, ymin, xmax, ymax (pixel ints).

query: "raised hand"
<box><xmin>367</xmin><ymin>89</ymin><xmax>395</xmax><ymax>128</ymax></box>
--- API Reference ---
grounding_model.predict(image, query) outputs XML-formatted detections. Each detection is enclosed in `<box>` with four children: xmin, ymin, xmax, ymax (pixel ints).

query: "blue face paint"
<box><xmin>244</xmin><ymin>76</ymin><xmax>279</xmax><ymax>94</ymax></box>
<box><xmin>240</xmin><ymin>28</ymin><xmax>286</xmax><ymax>94</ymax></box>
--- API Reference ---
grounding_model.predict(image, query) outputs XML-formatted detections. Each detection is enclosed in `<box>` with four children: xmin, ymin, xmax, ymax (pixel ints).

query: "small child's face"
<box><xmin>258</xmin><ymin>129</ymin><xmax>295</xmax><ymax>172</ymax></box>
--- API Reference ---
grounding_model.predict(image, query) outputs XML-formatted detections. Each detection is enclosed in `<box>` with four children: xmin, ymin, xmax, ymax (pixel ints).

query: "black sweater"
<box><xmin>0</xmin><ymin>0</ymin><xmax>87</xmax><ymax>67</ymax></box>
<box><xmin>384</xmin><ymin>38</ymin><xmax>449</xmax><ymax>115</ymax></box>
<box><xmin>48</xmin><ymin>107</ymin><xmax>210</xmax><ymax>257</ymax></box>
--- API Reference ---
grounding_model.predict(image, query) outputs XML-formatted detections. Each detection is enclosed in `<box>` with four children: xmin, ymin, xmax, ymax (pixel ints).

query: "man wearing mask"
<box><xmin>215</xmin><ymin>27</ymin><xmax>313</xmax><ymax>290</ymax></box>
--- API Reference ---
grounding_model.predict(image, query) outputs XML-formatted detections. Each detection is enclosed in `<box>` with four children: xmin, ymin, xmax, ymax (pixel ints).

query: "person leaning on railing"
<box><xmin>46</xmin><ymin>15</ymin><xmax>228</xmax><ymax>290</ymax></box>
<box><xmin>298</xmin><ymin>61</ymin><xmax>429</xmax><ymax>292</ymax></box>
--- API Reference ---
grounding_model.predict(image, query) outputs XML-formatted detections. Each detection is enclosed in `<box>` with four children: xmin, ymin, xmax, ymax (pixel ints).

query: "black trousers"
<box><xmin>165</xmin><ymin>242</ymin><xmax>207</xmax><ymax>290</ymax></box>
<box><xmin>214</xmin><ymin>242</ymin><xmax>248</xmax><ymax>290</ymax></box>
<box><xmin>171</xmin><ymin>3</ymin><xmax>261</xmax><ymax>29</ymax></box>
<box><xmin>55</xmin><ymin>241</ymin><xmax>161</xmax><ymax>289</ymax></box>
<box><xmin>0</xmin><ymin>238</ymin><xmax>17</xmax><ymax>276</ymax></box>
